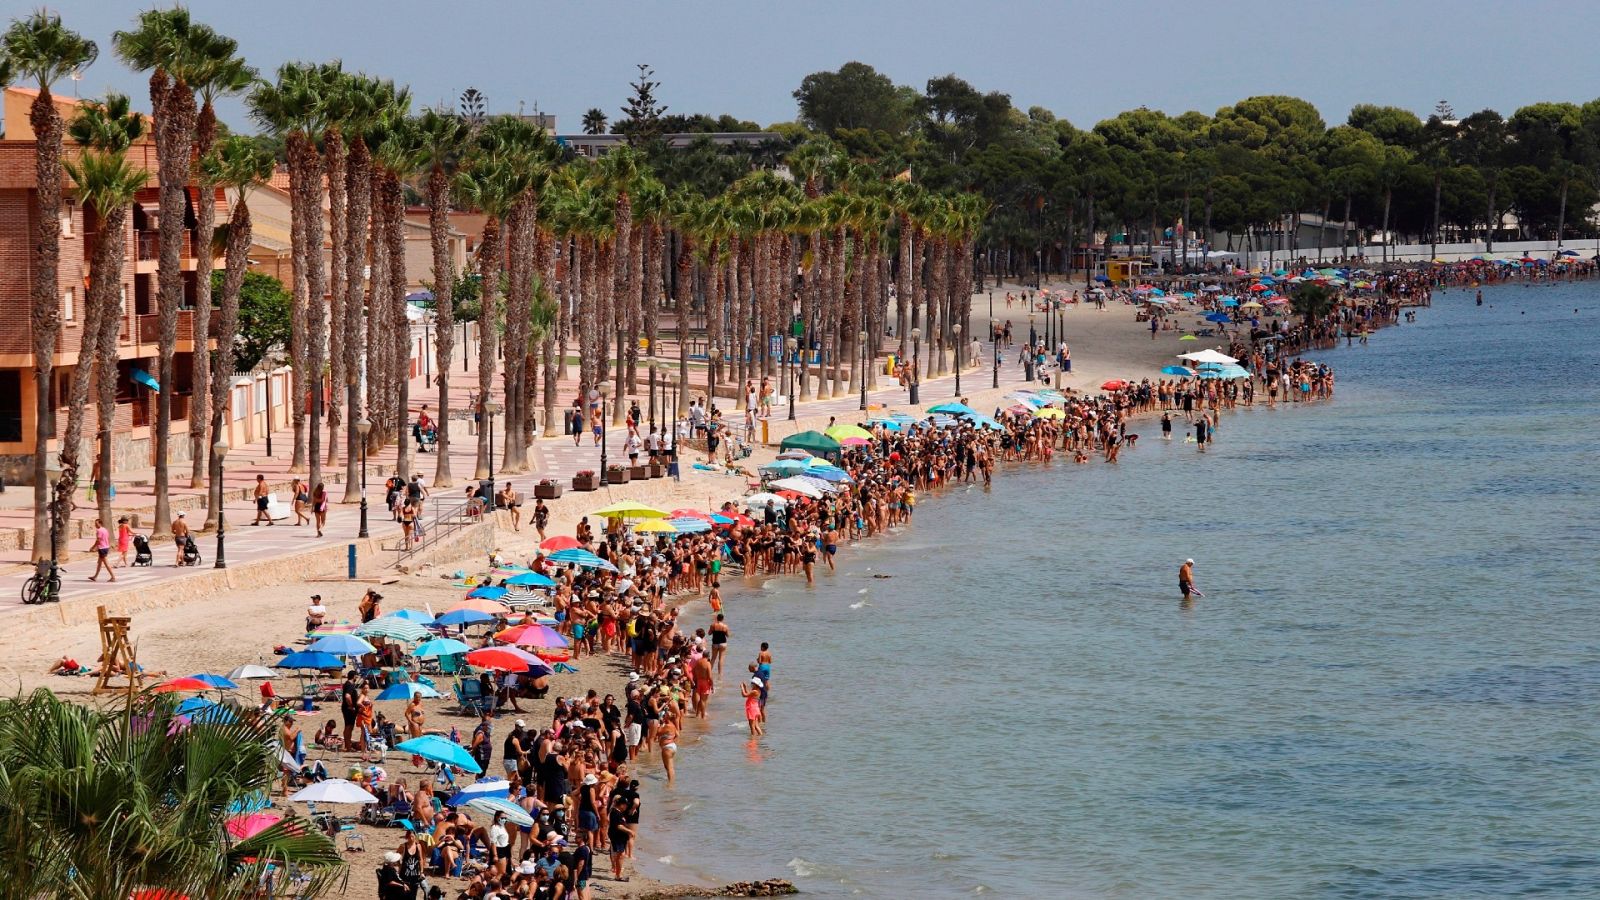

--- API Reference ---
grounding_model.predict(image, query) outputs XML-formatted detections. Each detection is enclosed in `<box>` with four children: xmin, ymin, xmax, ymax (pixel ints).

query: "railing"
<box><xmin>135</xmin><ymin>232</ymin><xmax>193</xmax><ymax>261</ymax></box>
<box><xmin>393</xmin><ymin>494</ymin><xmax>484</xmax><ymax>567</ymax></box>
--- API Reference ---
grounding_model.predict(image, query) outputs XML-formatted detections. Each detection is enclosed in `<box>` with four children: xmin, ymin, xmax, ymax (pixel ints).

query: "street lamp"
<box><xmin>910</xmin><ymin>327</ymin><xmax>921</xmax><ymax>405</ymax></box>
<box><xmin>785</xmin><ymin>337</ymin><xmax>798</xmax><ymax>420</ymax></box>
<box><xmin>356</xmin><ymin>418</ymin><xmax>371</xmax><ymax>538</ymax></box>
<box><xmin>857</xmin><ymin>329</ymin><xmax>868</xmax><ymax>411</ymax></box>
<box><xmin>485</xmin><ymin>398</ymin><xmax>500</xmax><ymax>508</ymax></box>
<box><xmin>211</xmin><ymin>440</ymin><xmax>228</xmax><ymax>569</ymax></box>
<box><xmin>43</xmin><ymin>460</ymin><xmax>61</xmax><ymax>566</ymax></box>
<box><xmin>646</xmin><ymin>355</ymin><xmax>658</xmax><ymax>433</ymax></box>
<box><xmin>952</xmin><ymin>323</ymin><xmax>962</xmax><ymax>396</ymax></box>
<box><xmin>595</xmin><ymin>382</ymin><xmax>611</xmax><ymax>475</ymax></box>
<box><xmin>991</xmin><ymin>318</ymin><xmax>1000</xmax><ymax>388</ymax></box>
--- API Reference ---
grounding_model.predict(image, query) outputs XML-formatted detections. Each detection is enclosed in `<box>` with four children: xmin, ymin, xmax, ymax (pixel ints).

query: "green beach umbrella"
<box><xmin>780</xmin><ymin>430</ymin><xmax>841</xmax><ymax>455</ymax></box>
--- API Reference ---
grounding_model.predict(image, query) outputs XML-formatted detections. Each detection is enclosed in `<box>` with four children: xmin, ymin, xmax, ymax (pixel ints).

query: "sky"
<box><xmin>17</xmin><ymin>0</ymin><xmax>1600</xmax><ymax>135</ymax></box>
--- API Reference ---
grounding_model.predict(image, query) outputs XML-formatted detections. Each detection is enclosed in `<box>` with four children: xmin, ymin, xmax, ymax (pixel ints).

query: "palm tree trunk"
<box><xmin>288</xmin><ymin>155</ymin><xmax>309</xmax><ymax>474</ymax></box>
<box><xmin>151</xmin><ymin>78</ymin><xmax>197</xmax><ymax>541</ymax></box>
<box><xmin>210</xmin><ymin>198</ymin><xmax>253</xmax><ymax>528</ymax></box>
<box><xmin>189</xmin><ymin>105</ymin><xmax>222</xmax><ymax>490</ymax></box>
<box><xmin>55</xmin><ymin>225</ymin><xmax>113</xmax><ymax>549</ymax></box>
<box><xmin>385</xmin><ymin>173</ymin><xmax>411</xmax><ymax>481</ymax></box>
<box><xmin>325</xmin><ymin>130</ymin><xmax>347</xmax><ymax>475</ymax></box>
<box><xmin>28</xmin><ymin>90</ymin><xmax>65</xmax><ymax>561</ymax></box>
<box><xmin>340</xmin><ymin>139</ymin><xmax>369</xmax><ymax>500</ymax></box>
<box><xmin>541</xmin><ymin>230</ymin><xmax>561</xmax><ymax>437</ymax></box>
<box><xmin>474</xmin><ymin>219</ymin><xmax>501</xmax><ymax>480</ymax></box>
<box><xmin>428</xmin><ymin>169</ymin><xmax>456</xmax><ymax>487</ymax></box>
<box><xmin>289</xmin><ymin>132</ymin><xmax>327</xmax><ymax>496</ymax></box>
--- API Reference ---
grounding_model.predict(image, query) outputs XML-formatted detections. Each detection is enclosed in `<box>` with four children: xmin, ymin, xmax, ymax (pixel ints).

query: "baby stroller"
<box><xmin>413</xmin><ymin>421</ymin><xmax>437</xmax><ymax>452</ymax></box>
<box><xmin>180</xmin><ymin>533</ymin><xmax>202</xmax><ymax>566</ymax></box>
<box><xmin>131</xmin><ymin>534</ymin><xmax>154</xmax><ymax>567</ymax></box>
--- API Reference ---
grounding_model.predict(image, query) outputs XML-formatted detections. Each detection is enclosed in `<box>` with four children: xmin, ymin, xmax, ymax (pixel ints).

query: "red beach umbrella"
<box><xmin>465</xmin><ymin>647</ymin><xmax>537</xmax><ymax>671</ymax></box>
<box><xmin>151</xmin><ymin>677</ymin><xmax>214</xmax><ymax>694</ymax></box>
<box><xmin>539</xmin><ymin>536</ymin><xmax>581</xmax><ymax>552</ymax></box>
<box><xmin>1101</xmin><ymin>380</ymin><xmax>1127</xmax><ymax>391</ymax></box>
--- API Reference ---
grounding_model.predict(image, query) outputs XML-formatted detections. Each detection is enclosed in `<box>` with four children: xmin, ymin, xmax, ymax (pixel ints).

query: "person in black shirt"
<box><xmin>340</xmin><ymin>671</ymin><xmax>361</xmax><ymax>751</ymax></box>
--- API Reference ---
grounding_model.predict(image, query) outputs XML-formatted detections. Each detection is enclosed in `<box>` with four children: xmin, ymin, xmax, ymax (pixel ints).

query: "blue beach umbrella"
<box><xmin>668</xmin><ymin>517</ymin><xmax>711</xmax><ymax>534</ymax></box>
<box><xmin>467</xmin><ymin>585</ymin><xmax>509</xmax><ymax>600</ymax></box>
<box><xmin>1161</xmin><ymin>365</ymin><xmax>1195</xmax><ymax>376</ymax></box>
<box><xmin>395</xmin><ymin>735</ymin><xmax>483</xmax><ymax>774</ymax></box>
<box><xmin>413</xmin><ymin>637</ymin><xmax>472</xmax><ymax>658</ymax></box>
<box><xmin>708</xmin><ymin>514</ymin><xmax>735</xmax><ymax>525</ymax></box>
<box><xmin>386</xmin><ymin>609</ymin><xmax>435</xmax><ymax>623</ymax></box>
<box><xmin>307</xmin><ymin>634</ymin><xmax>377</xmax><ymax>656</ymax></box>
<box><xmin>185</xmin><ymin>673</ymin><xmax>238</xmax><ymax>690</ymax></box>
<box><xmin>1219</xmin><ymin>298</ymin><xmax>1239</xmax><ymax>307</ymax></box>
<box><xmin>445</xmin><ymin>779</ymin><xmax>510</xmax><ymax>806</ymax></box>
<box><xmin>927</xmin><ymin>402</ymin><xmax>978</xmax><ymax>416</ymax></box>
<box><xmin>546</xmin><ymin>548</ymin><xmax>618</xmax><ymax>572</ymax></box>
<box><xmin>273</xmin><ymin>651</ymin><xmax>343</xmax><ymax>671</ymax></box>
<box><xmin>375</xmin><ymin>682</ymin><xmax>441</xmax><ymax>701</ymax></box>
<box><xmin>760</xmin><ymin>459</ymin><xmax>809</xmax><ymax>476</ymax></box>
<box><xmin>434</xmin><ymin>609</ymin><xmax>495</xmax><ymax>627</ymax></box>
<box><xmin>175</xmin><ymin>697</ymin><xmax>237</xmax><ymax>724</ymax></box>
<box><xmin>1205</xmin><ymin>312</ymin><xmax>1232</xmax><ymax>323</ymax></box>
<box><xmin>504</xmin><ymin>571</ymin><xmax>556</xmax><ymax>588</ymax></box>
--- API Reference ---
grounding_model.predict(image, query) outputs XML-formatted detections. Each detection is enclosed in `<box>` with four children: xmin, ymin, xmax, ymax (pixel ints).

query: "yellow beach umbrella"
<box><xmin>824</xmin><ymin>424</ymin><xmax>873</xmax><ymax>442</ymax></box>
<box><xmin>1179</xmin><ymin>334</ymin><xmax>1199</xmax><ymax>341</ymax></box>
<box><xmin>632</xmin><ymin>519</ymin><xmax>678</xmax><ymax>534</ymax></box>
<box><xmin>1035</xmin><ymin>408</ymin><xmax>1065</xmax><ymax>420</ymax></box>
<box><xmin>589</xmin><ymin>501</ymin><xmax>669</xmax><ymax>519</ymax></box>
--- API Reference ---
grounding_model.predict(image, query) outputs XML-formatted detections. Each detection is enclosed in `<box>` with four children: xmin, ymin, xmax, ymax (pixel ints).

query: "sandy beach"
<box><xmin>0</xmin><ymin>282</ymin><xmax>1317</xmax><ymax>898</ymax></box>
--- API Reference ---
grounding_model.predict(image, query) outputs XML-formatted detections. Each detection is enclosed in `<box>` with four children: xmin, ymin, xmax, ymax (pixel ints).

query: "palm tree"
<box><xmin>184</xmin><ymin>25</ymin><xmax>252</xmax><ymax>490</ymax></box>
<box><xmin>596</xmin><ymin>146</ymin><xmax>642</xmax><ymax>424</ymax></box>
<box><xmin>250</xmin><ymin>63</ymin><xmax>329</xmax><ymax>490</ymax></box>
<box><xmin>582</xmin><ymin>107</ymin><xmax>608</xmax><ymax>135</ymax></box>
<box><xmin>62</xmin><ymin>95</ymin><xmax>145</xmax><ymax>538</ymax></box>
<box><xmin>114</xmin><ymin>7</ymin><xmax>201</xmax><ymax>541</ymax></box>
<box><xmin>667</xmin><ymin>189</ymin><xmax>704</xmax><ymax>416</ymax></box>
<box><xmin>454</xmin><ymin>141</ymin><xmax>529</xmax><ymax>478</ymax></box>
<box><xmin>200</xmin><ymin>136</ymin><xmax>275</xmax><ymax>528</ymax></box>
<box><xmin>414</xmin><ymin>108</ymin><xmax>469</xmax><ymax>486</ymax></box>
<box><xmin>370</xmin><ymin>96</ymin><xmax>420</xmax><ymax>479</ymax></box>
<box><xmin>3</xmin><ymin>11</ymin><xmax>97</xmax><ymax>561</ymax></box>
<box><xmin>334</xmin><ymin>73</ymin><xmax>388</xmax><ymax>495</ymax></box>
<box><xmin>0</xmin><ymin>688</ymin><xmax>345</xmax><ymax>897</ymax></box>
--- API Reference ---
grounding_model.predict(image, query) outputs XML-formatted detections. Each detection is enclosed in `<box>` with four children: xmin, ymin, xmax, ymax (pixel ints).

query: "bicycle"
<box><xmin>22</xmin><ymin>559</ymin><xmax>62</xmax><ymax>605</ymax></box>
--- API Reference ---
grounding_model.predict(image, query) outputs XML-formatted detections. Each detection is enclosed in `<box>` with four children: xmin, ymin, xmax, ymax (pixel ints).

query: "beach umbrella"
<box><xmin>774</xmin><ymin>448</ymin><xmax>813</xmax><ymax>460</ymax></box>
<box><xmin>1177</xmin><ymin>349</ymin><xmax>1238</xmax><ymax>365</ymax></box>
<box><xmin>152</xmin><ymin>677</ymin><xmax>215</xmax><ymax>694</ymax></box>
<box><xmin>709</xmin><ymin>513</ymin><xmax>736</xmax><ymax>525</ymax></box>
<box><xmin>927</xmin><ymin>402</ymin><xmax>977</xmax><ymax>416</ymax></box>
<box><xmin>445</xmin><ymin>779</ymin><xmax>510</xmax><ymax>807</ymax></box>
<box><xmin>1248</xmin><ymin>283</ymin><xmax>1269</xmax><ymax>292</ymax></box>
<box><xmin>227</xmin><ymin>664</ymin><xmax>276</xmax><ymax>680</ymax></box>
<box><xmin>759</xmin><ymin>459</ymin><xmax>809</xmax><ymax>476</ymax></box>
<box><xmin>1035</xmin><ymin>408</ymin><xmax>1065</xmax><ymax>420</ymax></box>
<box><xmin>307</xmin><ymin>634</ymin><xmax>377</xmax><ymax>657</ymax></box>
<box><xmin>743</xmin><ymin>492</ymin><xmax>788</xmax><ymax>510</ymax></box>
<box><xmin>867</xmin><ymin>417</ymin><xmax>903</xmax><ymax>431</ymax></box>
<box><xmin>451</xmin><ymin>599</ymin><xmax>511</xmax><ymax>617</ymax></box>
<box><xmin>1201</xmin><ymin>284</ymin><xmax>1222</xmax><ymax>292</ymax></box>
<box><xmin>385</xmin><ymin>609</ymin><xmax>435</xmax><ymax>623</ymax></box>
<box><xmin>824</xmin><ymin>424</ymin><xmax>873</xmax><ymax>443</ymax></box>
<box><xmin>797</xmin><ymin>475</ymin><xmax>841</xmax><ymax>494</ymax></box>
<box><xmin>1240</xmin><ymin>301</ymin><xmax>1264</xmax><ymax>309</ymax></box>
<box><xmin>664</xmin><ymin>516</ymin><xmax>709</xmax><ymax>534</ymax></box>
<box><xmin>1178</xmin><ymin>334</ymin><xmax>1198</xmax><ymax>341</ymax></box>
<box><xmin>356</xmin><ymin>617</ymin><xmax>432</xmax><ymax>643</ymax></box>
<box><xmin>465</xmin><ymin>796</ymin><xmax>534</xmax><ymax>827</ymax></box>
<box><xmin>184</xmin><ymin>674</ymin><xmax>239</xmax><ymax>690</ymax></box>
<box><xmin>464</xmin><ymin>647</ymin><xmax>542</xmax><ymax>673</ymax></box>
<box><xmin>174</xmin><ymin>697</ymin><xmax>237</xmax><ymax>723</ymax></box>
<box><xmin>225</xmin><ymin>812</ymin><xmax>285</xmax><ymax>840</ymax></box>
<box><xmin>546</xmin><ymin>548</ymin><xmax>619</xmax><ymax>571</ymax></box>
<box><xmin>504</xmin><ymin>571</ymin><xmax>557</xmax><ymax>588</ymax></box>
<box><xmin>1100</xmin><ymin>380</ymin><xmax>1128</xmax><ymax>391</ymax></box>
<box><xmin>668</xmin><ymin>509</ymin><xmax>713</xmax><ymax>520</ymax></box>
<box><xmin>394</xmin><ymin>735</ymin><xmax>483</xmax><ymax>774</ymax></box>
<box><xmin>801</xmin><ymin>464</ymin><xmax>851</xmax><ymax>482</ymax></box>
<box><xmin>589</xmin><ymin>500</ymin><xmax>668</xmax><ymax>520</ymax></box>
<box><xmin>779</xmin><ymin>430</ymin><xmax>841</xmax><ymax>455</ymax></box>
<box><xmin>467</xmin><ymin>585</ymin><xmax>509</xmax><ymax>601</ymax></box>
<box><xmin>1161</xmin><ymin>365</ymin><xmax>1195</xmax><ymax>376</ymax></box>
<box><xmin>273</xmin><ymin>651</ymin><xmax>343</xmax><ymax>671</ymax></box>
<box><xmin>769</xmin><ymin>477</ymin><xmax>825</xmax><ymax>499</ymax></box>
<box><xmin>434</xmin><ymin>608</ymin><xmax>497</xmax><ymax>627</ymax></box>
<box><xmin>497</xmin><ymin>624</ymin><xmax>570</xmax><ymax>649</ymax></box>
<box><xmin>375</xmin><ymin>682</ymin><xmax>441</xmax><ymax>701</ymax></box>
<box><xmin>1205</xmin><ymin>312</ymin><xmax>1232</xmax><ymax>323</ymax></box>
<box><xmin>539</xmin><ymin>535</ymin><xmax>582</xmax><ymax>552</ymax></box>
<box><xmin>291</xmin><ymin>779</ymin><xmax>381</xmax><ymax>804</ymax></box>
<box><xmin>1219</xmin><ymin>298</ymin><xmax>1239</xmax><ymax>307</ymax></box>
<box><xmin>413</xmin><ymin>637</ymin><xmax>472</xmax><ymax>658</ymax></box>
<box><xmin>308</xmin><ymin>622</ymin><xmax>361</xmax><ymax>635</ymax></box>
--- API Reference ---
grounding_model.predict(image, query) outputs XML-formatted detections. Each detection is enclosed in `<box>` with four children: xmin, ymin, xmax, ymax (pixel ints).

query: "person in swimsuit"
<box><xmin>740</xmin><ymin>677</ymin><xmax>765</xmax><ymax>736</ymax></box>
<box><xmin>690</xmin><ymin>653</ymin><xmax>713</xmax><ymax>718</ymax></box>
<box><xmin>1179</xmin><ymin>558</ymin><xmax>1196</xmax><ymax>600</ymax></box>
<box><xmin>709</xmin><ymin>613</ymin><xmax>730</xmax><ymax>676</ymax></box>
<box><xmin>657</xmin><ymin>720</ymin><xmax>678</xmax><ymax>785</ymax></box>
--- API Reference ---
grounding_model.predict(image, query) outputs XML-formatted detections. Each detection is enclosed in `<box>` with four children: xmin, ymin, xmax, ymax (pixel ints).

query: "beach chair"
<box><xmin>340</xmin><ymin>823</ymin><xmax>364</xmax><ymax>852</ymax></box>
<box><xmin>451</xmin><ymin>681</ymin><xmax>494</xmax><ymax>716</ymax></box>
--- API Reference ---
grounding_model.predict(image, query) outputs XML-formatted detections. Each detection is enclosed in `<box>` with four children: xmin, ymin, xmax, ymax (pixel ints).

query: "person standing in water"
<box><xmin>1179</xmin><ymin>558</ymin><xmax>1198</xmax><ymax>600</ymax></box>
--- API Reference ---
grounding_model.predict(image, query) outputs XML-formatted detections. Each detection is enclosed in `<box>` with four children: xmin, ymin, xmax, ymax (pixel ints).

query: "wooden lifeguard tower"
<box><xmin>92</xmin><ymin>605</ymin><xmax>141</xmax><ymax>695</ymax></box>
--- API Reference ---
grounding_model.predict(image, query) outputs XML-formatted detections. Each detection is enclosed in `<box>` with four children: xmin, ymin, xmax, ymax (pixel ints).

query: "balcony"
<box><xmin>135</xmin><ymin>309</ymin><xmax>195</xmax><ymax>346</ymax></box>
<box><xmin>135</xmin><ymin>231</ymin><xmax>194</xmax><ymax>261</ymax></box>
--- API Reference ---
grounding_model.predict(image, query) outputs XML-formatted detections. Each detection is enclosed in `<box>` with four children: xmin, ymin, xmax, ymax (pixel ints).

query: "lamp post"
<box><xmin>646</xmin><ymin>355</ymin><xmax>658</xmax><ymax>433</ymax></box>
<box><xmin>211</xmin><ymin>440</ymin><xmax>228</xmax><ymax>569</ymax></box>
<box><xmin>910</xmin><ymin>327</ymin><xmax>921</xmax><ymax>405</ymax></box>
<box><xmin>785</xmin><ymin>337</ymin><xmax>798</xmax><ymax>420</ymax></box>
<box><xmin>356</xmin><ymin>418</ymin><xmax>371</xmax><ymax>538</ymax></box>
<box><xmin>857</xmin><ymin>329</ymin><xmax>868</xmax><ymax>411</ymax></box>
<box><xmin>707</xmin><ymin>346</ymin><xmax>720</xmax><ymax>410</ymax></box>
<box><xmin>485</xmin><ymin>398</ymin><xmax>500</xmax><ymax>508</ymax></box>
<box><xmin>991</xmin><ymin>318</ymin><xmax>1000</xmax><ymax>388</ymax></box>
<box><xmin>595</xmin><ymin>382</ymin><xmax>611</xmax><ymax>475</ymax></box>
<box><xmin>952</xmin><ymin>323</ymin><xmax>962</xmax><ymax>396</ymax></box>
<box><xmin>43</xmin><ymin>460</ymin><xmax>61</xmax><ymax>567</ymax></box>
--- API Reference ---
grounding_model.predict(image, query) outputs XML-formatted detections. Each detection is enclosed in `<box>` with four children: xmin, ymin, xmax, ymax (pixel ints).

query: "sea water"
<box><xmin>638</xmin><ymin>283</ymin><xmax>1600</xmax><ymax>898</ymax></box>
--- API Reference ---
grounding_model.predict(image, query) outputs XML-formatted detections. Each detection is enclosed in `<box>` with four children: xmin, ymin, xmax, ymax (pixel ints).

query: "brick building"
<box><xmin>0</xmin><ymin>86</ymin><xmax>225</xmax><ymax>483</ymax></box>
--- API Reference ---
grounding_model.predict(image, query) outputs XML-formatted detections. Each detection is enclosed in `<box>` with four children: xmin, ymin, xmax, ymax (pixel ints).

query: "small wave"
<box><xmin>657</xmin><ymin>854</ymin><xmax>675</xmax><ymax>865</ymax></box>
<box><xmin>857</xmin><ymin>587</ymin><xmax>869</xmax><ymax>594</ymax></box>
<box><xmin>788</xmin><ymin>857</ymin><xmax>819</xmax><ymax>878</ymax></box>
<box><xmin>849</xmin><ymin>600</ymin><xmax>869</xmax><ymax>609</ymax></box>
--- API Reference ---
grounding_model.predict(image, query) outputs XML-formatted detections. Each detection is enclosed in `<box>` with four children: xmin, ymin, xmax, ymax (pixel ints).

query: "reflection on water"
<box><xmin>637</xmin><ymin>284</ymin><xmax>1600</xmax><ymax>898</ymax></box>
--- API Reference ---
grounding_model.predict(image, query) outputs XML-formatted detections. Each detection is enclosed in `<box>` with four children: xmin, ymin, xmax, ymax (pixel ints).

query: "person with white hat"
<box><xmin>376</xmin><ymin>850</ymin><xmax>408</xmax><ymax>899</ymax></box>
<box><xmin>1179</xmin><ymin>558</ymin><xmax>1201</xmax><ymax>600</ymax></box>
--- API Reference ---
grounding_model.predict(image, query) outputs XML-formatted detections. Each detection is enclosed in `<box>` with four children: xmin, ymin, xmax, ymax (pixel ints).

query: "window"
<box><xmin>59</xmin><ymin>202</ymin><xmax>73</xmax><ymax>237</ymax></box>
<box><xmin>0</xmin><ymin>371</ymin><xmax>20</xmax><ymax>442</ymax></box>
<box><xmin>62</xmin><ymin>288</ymin><xmax>74</xmax><ymax>322</ymax></box>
